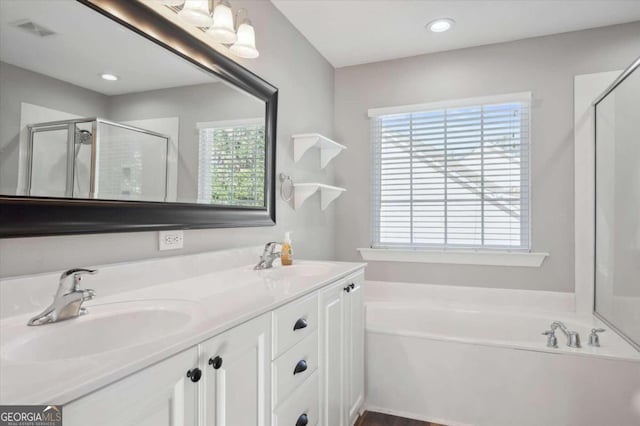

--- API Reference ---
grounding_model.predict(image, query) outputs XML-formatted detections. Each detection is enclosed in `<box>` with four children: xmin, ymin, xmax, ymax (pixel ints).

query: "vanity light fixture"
<box><xmin>178</xmin><ymin>0</ymin><xmax>213</xmax><ymax>27</ymax></box>
<box><xmin>427</xmin><ymin>18</ymin><xmax>455</xmax><ymax>33</ymax></box>
<box><xmin>207</xmin><ymin>0</ymin><xmax>237</xmax><ymax>44</ymax></box>
<box><xmin>100</xmin><ymin>73</ymin><xmax>119</xmax><ymax>81</ymax></box>
<box><xmin>230</xmin><ymin>10</ymin><xmax>259</xmax><ymax>59</ymax></box>
<box><xmin>164</xmin><ymin>0</ymin><xmax>260</xmax><ymax>59</ymax></box>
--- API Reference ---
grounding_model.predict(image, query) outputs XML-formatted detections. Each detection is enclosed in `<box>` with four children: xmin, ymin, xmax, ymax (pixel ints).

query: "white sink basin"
<box><xmin>1</xmin><ymin>300</ymin><xmax>203</xmax><ymax>362</ymax></box>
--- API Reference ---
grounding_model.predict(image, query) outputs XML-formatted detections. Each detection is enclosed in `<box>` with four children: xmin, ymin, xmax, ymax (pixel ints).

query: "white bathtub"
<box><xmin>365</xmin><ymin>283</ymin><xmax>640</xmax><ymax>426</ymax></box>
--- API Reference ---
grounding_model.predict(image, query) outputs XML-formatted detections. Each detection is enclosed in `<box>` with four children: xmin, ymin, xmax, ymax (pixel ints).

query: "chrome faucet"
<box><xmin>550</xmin><ymin>321</ymin><xmax>581</xmax><ymax>348</ymax></box>
<box><xmin>27</xmin><ymin>268</ymin><xmax>97</xmax><ymax>326</ymax></box>
<box><xmin>254</xmin><ymin>242</ymin><xmax>281</xmax><ymax>270</ymax></box>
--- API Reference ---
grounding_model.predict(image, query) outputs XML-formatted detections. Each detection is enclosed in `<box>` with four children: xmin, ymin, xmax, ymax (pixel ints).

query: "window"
<box><xmin>370</xmin><ymin>93</ymin><xmax>530</xmax><ymax>250</ymax></box>
<box><xmin>197</xmin><ymin>119</ymin><xmax>265</xmax><ymax>207</ymax></box>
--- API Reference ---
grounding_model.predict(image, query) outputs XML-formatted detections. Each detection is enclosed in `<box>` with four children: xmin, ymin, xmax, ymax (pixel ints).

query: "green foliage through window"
<box><xmin>197</xmin><ymin>120</ymin><xmax>265</xmax><ymax>207</ymax></box>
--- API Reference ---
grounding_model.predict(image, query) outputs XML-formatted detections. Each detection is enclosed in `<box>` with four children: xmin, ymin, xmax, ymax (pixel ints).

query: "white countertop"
<box><xmin>0</xmin><ymin>259</ymin><xmax>365</xmax><ymax>405</ymax></box>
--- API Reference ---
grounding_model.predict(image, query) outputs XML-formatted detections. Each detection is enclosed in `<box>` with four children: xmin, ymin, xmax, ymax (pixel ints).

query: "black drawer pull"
<box><xmin>186</xmin><ymin>368</ymin><xmax>202</xmax><ymax>383</ymax></box>
<box><xmin>293</xmin><ymin>359</ymin><xmax>308</xmax><ymax>375</ymax></box>
<box><xmin>296</xmin><ymin>413</ymin><xmax>308</xmax><ymax>426</ymax></box>
<box><xmin>209</xmin><ymin>356</ymin><xmax>223</xmax><ymax>370</ymax></box>
<box><xmin>293</xmin><ymin>318</ymin><xmax>308</xmax><ymax>331</ymax></box>
<box><xmin>350</xmin><ymin>283</ymin><xmax>355</xmax><ymax>290</ymax></box>
<box><xmin>344</xmin><ymin>286</ymin><xmax>351</xmax><ymax>293</ymax></box>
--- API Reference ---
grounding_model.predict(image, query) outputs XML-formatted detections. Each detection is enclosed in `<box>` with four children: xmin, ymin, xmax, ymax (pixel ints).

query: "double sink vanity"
<box><xmin>0</xmin><ymin>248</ymin><xmax>366</xmax><ymax>426</ymax></box>
<box><xmin>0</xmin><ymin>1</ymin><xmax>364</xmax><ymax>424</ymax></box>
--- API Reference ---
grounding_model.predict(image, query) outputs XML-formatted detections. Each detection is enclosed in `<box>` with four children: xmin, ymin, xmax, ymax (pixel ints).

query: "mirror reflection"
<box><xmin>0</xmin><ymin>0</ymin><xmax>266</xmax><ymax>206</ymax></box>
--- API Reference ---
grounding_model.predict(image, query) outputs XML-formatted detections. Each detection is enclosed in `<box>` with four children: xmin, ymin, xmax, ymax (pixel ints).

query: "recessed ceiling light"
<box><xmin>100</xmin><ymin>73</ymin><xmax>119</xmax><ymax>81</ymax></box>
<box><xmin>427</xmin><ymin>18</ymin><xmax>455</xmax><ymax>33</ymax></box>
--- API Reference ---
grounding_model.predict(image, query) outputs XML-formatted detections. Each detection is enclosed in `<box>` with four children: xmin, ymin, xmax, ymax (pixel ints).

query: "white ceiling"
<box><xmin>0</xmin><ymin>0</ymin><xmax>217</xmax><ymax>95</ymax></box>
<box><xmin>270</xmin><ymin>0</ymin><xmax>640</xmax><ymax>68</ymax></box>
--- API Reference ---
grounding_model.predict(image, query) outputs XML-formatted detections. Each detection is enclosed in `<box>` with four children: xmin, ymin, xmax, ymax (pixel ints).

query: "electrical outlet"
<box><xmin>159</xmin><ymin>230</ymin><xmax>184</xmax><ymax>251</ymax></box>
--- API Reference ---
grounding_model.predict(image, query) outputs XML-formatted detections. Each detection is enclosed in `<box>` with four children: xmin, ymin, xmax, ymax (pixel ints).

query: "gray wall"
<box><xmin>109</xmin><ymin>82</ymin><xmax>264</xmax><ymax>201</ymax></box>
<box><xmin>333</xmin><ymin>22</ymin><xmax>640</xmax><ymax>292</ymax></box>
<box><xmin>0</xmin><ymin>0</ymin><xmax>336</xmax><ymax>277</ymax></box>
<box><xmin>0</xmin><ymin>61</ymin><xmax>110</xmax><ymax>194</ymax></box>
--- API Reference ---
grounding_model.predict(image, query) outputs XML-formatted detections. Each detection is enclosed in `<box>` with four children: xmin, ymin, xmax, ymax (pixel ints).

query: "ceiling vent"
<box><xmin>12</xmin><ymin>19</ymin><xmax>57</xmax><ymax>37</ymax></box>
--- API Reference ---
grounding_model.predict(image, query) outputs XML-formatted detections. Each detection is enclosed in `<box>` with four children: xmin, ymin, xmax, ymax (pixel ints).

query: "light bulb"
<box><xmin>100</xmin><ymin>73</ymin><xmax>119</xmax><ymax>81</ymax></box>
<box><xmin>178</xmin><ymin>0</ymin><xmax>213</xmax><ymax>27</ymax></box>
<box><xmin>427</xmin><ymin>18</ymin><xmax>455</xmax><ymax>33</ymax></box>
<box><xmin>207</xmin><ymin>0</ymin><xmax>237</xmax><ymax>44</ymax></box>
<box><xmin>230</xmin><ymin>19</ymin><xmax>259</xmax><ymax>59</ymax></box>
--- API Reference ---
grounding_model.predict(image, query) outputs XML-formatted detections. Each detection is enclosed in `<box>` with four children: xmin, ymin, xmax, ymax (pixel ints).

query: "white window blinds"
<box><xmin>197</xmin><ymin>119</ymin><xmax>265</xmax><ymax>207</ymax></box>
<box><xmin>370</xmin><ymin>93</ymin><xmax>530</xmax><ymax>250</ymax></box>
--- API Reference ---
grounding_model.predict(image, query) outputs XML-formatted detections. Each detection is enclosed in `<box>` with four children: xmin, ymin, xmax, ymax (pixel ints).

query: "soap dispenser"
<box><xmin>281</xmin><ymin>232</ymin><xmax>293</xmax><ymax>266</ymax></box>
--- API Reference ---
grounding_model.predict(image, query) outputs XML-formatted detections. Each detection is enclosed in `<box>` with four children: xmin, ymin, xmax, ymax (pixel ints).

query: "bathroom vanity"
<box><xmin>0</xmin><ymin>249</ymin><xmax>365</xmax><ymax>426</ymax></box>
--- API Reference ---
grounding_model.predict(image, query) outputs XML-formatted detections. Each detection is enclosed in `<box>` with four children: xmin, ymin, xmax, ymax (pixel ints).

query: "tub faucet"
<box><xmin>254</xmin><ymin>242</ymin><xmax>281</xmax><ymax>270</ymax></box>
<box><xmin>542</xmin><ymin>329</ymin><xmax>558</xmax><ymax>348</ymax></box>
<box><xmin>550</xmin><ymin>321</ymin><xmax>581</xmax><ymax>348</ymax></box>
<box><xmin>27</xmin><ymin>268</ymin><xmax>97</xmax><ymax>326</ymax></box>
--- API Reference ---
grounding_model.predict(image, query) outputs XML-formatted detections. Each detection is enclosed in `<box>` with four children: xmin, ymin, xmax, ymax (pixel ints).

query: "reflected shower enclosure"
<box><xmin>23</xmin><ymin>118</ymin><xmax>170</xmax><ymax>202</ymax></box>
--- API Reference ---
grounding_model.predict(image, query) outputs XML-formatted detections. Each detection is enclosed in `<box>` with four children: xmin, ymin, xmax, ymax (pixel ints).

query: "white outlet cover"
<box><xmin>159</xmin><ymin>230</ymin><xmax>184</xmax><ymax>251</ymax></box>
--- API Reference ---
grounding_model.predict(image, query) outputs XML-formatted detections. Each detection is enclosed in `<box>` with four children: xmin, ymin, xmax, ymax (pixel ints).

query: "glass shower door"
<box><xmin>94</xmin><ymin>120</ymin><xmax>169</xmax><ymax>202</ymax></box>
<box><xmin>594</xmin><ymin>59</ymin><xmax>640</xmax><ymax>350</ymax></box>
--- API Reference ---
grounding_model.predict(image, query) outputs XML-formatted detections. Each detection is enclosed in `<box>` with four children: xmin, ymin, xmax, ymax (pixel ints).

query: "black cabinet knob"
<box><xmin>344</xmin><ymin>286</ymin><xmax>351</xmax><ymax>293</ymax></box>
<box><xmin>293</xmin><ymin>359</ymin><xmax>308</xmax><ymax>375</ymax></box>
<box><xmin>209</xmin><ymin>356</ymin><xmax>223</xmax><ymax>370</ymax></box>
<box><xmin>293</xmin><ymin>318</ymin><xmax>308</xmax><ymax>331</ymax></box>
<box><xmin>350</xmin><ymin>283</ymin><xmax>355</xmax><ymax>290</ymax></box>
<box><xmin>296</xmin><ymin>413</ymin><xmax>308</xmax><ymax>426</ymax></box>
<box><xmin>186</xmin><ymin>368</ymin><xmax>202</xmax><ymax>383</ymax></box>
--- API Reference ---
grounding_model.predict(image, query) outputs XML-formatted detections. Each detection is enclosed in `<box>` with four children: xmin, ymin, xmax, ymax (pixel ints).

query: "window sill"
<box><xmin>357</xmin><ymin>248</ymin><xmax>548</xmax><ymax>267</ymax></box>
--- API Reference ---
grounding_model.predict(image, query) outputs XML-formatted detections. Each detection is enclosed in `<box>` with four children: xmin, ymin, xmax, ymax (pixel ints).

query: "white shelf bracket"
<box><xmin>293</xmin><ymin>184</ymin><xmax>319</xmax><ymax>210</ymax></box>
<box><xmin>292</xmin><ymin>134</ymin><xmax>346</xmax><ymax>169</ymax></box>
<box><xmin>320</xmin><ymin>147</ymin><xmax>343</xmax><ymax>169</ymax></box>
<box><xmin>320</xmin><ymin>187</ymin><xmax>345</xmax><ymax>210</ymax></box>
<box><xmin>293</xmin><ymin>135</ymin><xmax>319</xmax><ymax>163</ymax></box>
<box><xmin>293</xmin><ymin>183</ymin><xmax>346</xmax><ymax>210</ymax></box>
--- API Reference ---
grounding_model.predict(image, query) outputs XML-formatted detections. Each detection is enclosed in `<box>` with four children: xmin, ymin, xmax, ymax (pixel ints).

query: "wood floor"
<box><xmin>355</xmin><ymin>411</ymin><xmax>446</xmax><ymax>426</ymax></box>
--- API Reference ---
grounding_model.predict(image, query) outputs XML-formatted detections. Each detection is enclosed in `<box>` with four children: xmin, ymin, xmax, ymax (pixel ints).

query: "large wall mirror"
<box><xmin>0</xmin><ymin>0</ymin><xmax>277</xmax><ymax>237</ymax></box>
<box><xmin>594</xmin><ymin>57</ymin><xmax>640</xmax><ymax>350</ymax></box>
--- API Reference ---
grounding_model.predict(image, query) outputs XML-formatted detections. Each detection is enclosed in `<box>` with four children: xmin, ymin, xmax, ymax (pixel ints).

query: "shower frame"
<box><xmin>592</xmin><ymin>55</ymin><xmax>640</xmax><ymax>352</ymax></box>
<box><xmin>26</xmin><ymin>117</ymin><xmax>171</xmax><ymax>200</ymax></box>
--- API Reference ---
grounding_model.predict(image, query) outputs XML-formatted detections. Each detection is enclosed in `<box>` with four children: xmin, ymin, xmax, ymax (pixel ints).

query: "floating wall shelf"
<box><xmin>294</xmin><ymin>183</ymin><xmax>346</xmax><ymax>210</ymax></box>
<box><xmin>292</xmin><ymin>134</ymin><xmax>346</xmax><ymax>169</ymax></box>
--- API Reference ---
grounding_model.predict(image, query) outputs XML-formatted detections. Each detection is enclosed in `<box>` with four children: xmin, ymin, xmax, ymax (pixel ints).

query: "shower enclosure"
<box><xmin>24</xmin><ymin>118</ymin><xmax>170</xmax><ymax>202</ymax></box>
<box><xmin>594</xmin><ymin>56</ymin><xmax>640</xmax><ymax>350</ymax></box>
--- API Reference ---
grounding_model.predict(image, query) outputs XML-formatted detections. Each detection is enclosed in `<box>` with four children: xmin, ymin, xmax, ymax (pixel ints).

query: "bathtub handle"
<box><xmin>542</xmin><ymin>330</ymin><xmax>558</xmax><ymax>348</ymax></box>
<box><xmin>588</xmin><ymin>328</ymin><xmax>605</xmax><ymax>347</ymax></box>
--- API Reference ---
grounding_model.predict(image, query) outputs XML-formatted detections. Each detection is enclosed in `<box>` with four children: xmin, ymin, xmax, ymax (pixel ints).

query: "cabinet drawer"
<box><xmin>273</xmin><ymin>331</ymin><xmax>318</xmax><ymax>406</ymax></box>
<box><xmin>273</xmin><ymin>293</ymin><xmax>318</xmax><ymax>359</ymax></box>
<box><xmin>273</xmin><ymin>372</ymin><xmax>319</xmax><ymax>426</ymax></box>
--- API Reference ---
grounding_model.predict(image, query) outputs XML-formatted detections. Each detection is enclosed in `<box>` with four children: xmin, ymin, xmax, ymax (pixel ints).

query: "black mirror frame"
<box><xmin>0</xmin><ymin>0</ymin><xmax>277</xmax><ymax>238</ymax></box>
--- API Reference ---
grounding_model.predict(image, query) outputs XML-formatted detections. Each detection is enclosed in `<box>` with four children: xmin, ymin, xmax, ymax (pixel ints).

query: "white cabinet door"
<box><xmin>345</xmin><ymin>275</ymin><xmax>364</xmax><ymax>425</ymax></box>
<box><xmin>199</xmin><ymin>313</ymin><xmax>271</xmax><ymax>426</ymax></box>
<box><xmin>319</xmin><ymin>281</ymin><xmax>346</xmax><ymax>426</ymax></box>
<box><xmin>64</xmin><ymin>347</ymin><xmax>199</xmax><ymax>426</ymax></box>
